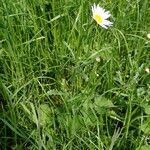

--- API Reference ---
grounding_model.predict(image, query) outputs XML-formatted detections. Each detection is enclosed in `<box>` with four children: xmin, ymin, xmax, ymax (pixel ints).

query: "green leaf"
<box><xmin>93</xmin><ymin>96</ymin><xmax>115</xmax><ymax>115</ymax></box>
<box><xmin>47</xmin><ymin>89</ymin><xmax>63</xmax><ymax>96</ymax></box>
<box><xmin>140</xmin><ymin>120</ymin><xmax>150</xmax><ymax>134</ymax></box>
<box><xmin>136</xmin><ymin>145</ymin><xmax>150</xmax><ymax>150</ymax></box>
<box><xmin>144</xmin><ymin>105</ymin><xmax>150</xmax><ymax>115</ymax></box>
<box><xmin>38</xmin><ymin>104</ymin><xmax>52</xmax><ymax>127</ymax></box>
<box><xmin>94</xmin><ymin>96</ymin><xmax>115</xmax><ymax>108</ymax></box>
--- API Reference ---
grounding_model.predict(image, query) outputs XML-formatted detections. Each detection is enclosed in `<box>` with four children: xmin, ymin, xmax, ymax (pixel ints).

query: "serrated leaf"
<box><xmin>94</xmin><ymin>96</ymin><xmax>115</xmax><ymax>108</ymax></box>
<box><xmin>38</xmin><ymin>104</ymin><xmax>52</xmax><ymax>127</ymax></box>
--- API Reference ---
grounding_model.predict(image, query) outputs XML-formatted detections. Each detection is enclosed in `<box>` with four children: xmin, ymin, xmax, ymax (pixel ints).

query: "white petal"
<box><xmin>94</xmin><ymin>3</ymin><xmax>96</xmax><ymax>10</ymax></box>
<box><xmin>103</xmin><ymin>20</ymin><xmax>113</xmax><ymax>26</ymax></box>
<box><xmin>92</xmin><ymin>6</ymin><xmax>94</xmax><ymax>13</ymax></box>
<box><xmin>103</xmin><ymin>13</ymin><xmax>111</xmax><ymax>19</ymax></box>
<box><xmin>97</xmin><ymin>7</ymin><xmax>105</xmax><ymax>14</ymax></box>
<box><xmin>100</xmin><ymin>24</ymin><xmax>108</xmax><ymax>29</ymax></box>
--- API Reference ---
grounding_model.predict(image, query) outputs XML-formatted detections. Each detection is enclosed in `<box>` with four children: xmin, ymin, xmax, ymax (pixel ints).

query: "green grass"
<box><xmin>0</xmin><ymin>0</ymin><xmax>150</xmax><ymax>149</ymax></box>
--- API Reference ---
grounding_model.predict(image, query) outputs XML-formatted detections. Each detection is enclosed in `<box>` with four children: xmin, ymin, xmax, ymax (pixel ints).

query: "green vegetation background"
<box><xmin>0</xmin><ymin>0</ymin><xmax>150</xmax><ymax>149</ymax></box>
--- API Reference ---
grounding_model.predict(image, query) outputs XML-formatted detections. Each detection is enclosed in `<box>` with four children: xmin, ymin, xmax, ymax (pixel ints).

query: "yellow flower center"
<box><xmin>93</xmin><ymin>14</ymin><xmax>103</xmax><ymax>23</ymax></box>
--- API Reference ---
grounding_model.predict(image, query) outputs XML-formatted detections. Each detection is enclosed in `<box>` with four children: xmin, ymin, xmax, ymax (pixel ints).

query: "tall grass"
<box><xmin>0</xmin><ymin>0</ymin><xmax>150</xmax><ymax>149</ymax></box>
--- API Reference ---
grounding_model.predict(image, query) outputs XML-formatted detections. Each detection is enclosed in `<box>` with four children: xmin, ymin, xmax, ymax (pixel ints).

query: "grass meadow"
<box><xmin>0</xmin><ymin>0</ymin><xmax>150</xmax><ymax>149</ymax></box>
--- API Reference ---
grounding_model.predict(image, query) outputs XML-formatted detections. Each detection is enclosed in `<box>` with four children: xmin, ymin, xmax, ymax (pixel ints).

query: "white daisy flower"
<box><xmin>92</xmin><ymin>3</ymin><xmax>113</xmax><ymax>29</ymax></box>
